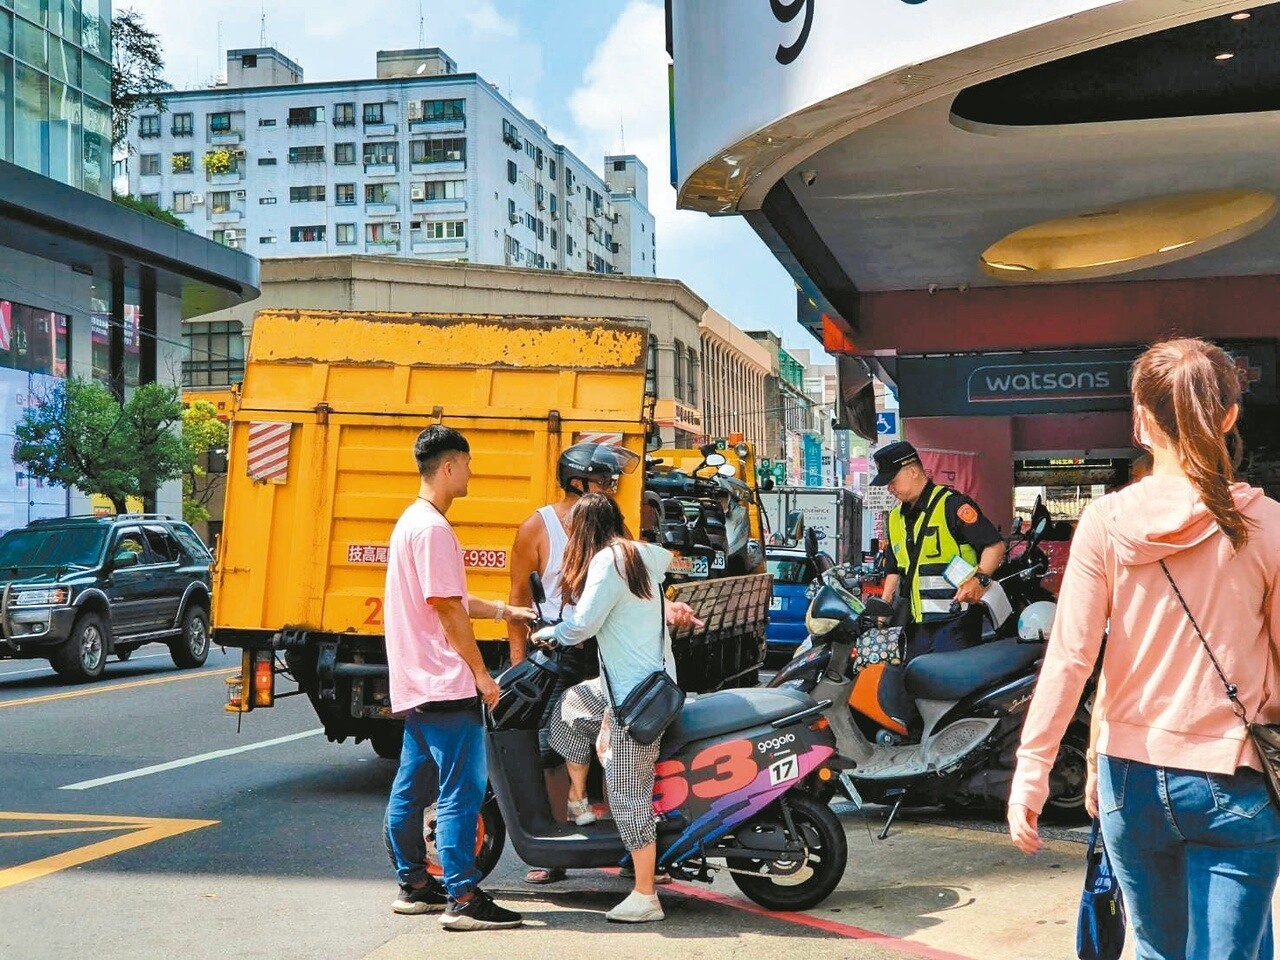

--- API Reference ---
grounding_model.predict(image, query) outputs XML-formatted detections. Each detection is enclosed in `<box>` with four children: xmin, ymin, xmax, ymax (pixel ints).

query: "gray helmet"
<box><xmin>557</xmin><ymin>442</ymin><xmax>640</xmax><ymax>494</ymax></box>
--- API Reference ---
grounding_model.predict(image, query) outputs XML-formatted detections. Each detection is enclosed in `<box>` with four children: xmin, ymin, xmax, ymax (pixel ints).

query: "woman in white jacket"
<box><xmin>535</xmin><ymin>493</ymin><xmax>674</xmax><ymax>924</ymax></box>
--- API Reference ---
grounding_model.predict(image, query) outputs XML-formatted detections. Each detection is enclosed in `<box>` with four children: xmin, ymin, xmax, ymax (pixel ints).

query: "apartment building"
<box><xmin>699</xmin><ymin>309</ymin><xmax>770</xmax><ymax>452</ymax></box>
<box><xmin>123</xmin><ymin>47</ymin><xmax>656</xmax><ymax>276</ymax></box>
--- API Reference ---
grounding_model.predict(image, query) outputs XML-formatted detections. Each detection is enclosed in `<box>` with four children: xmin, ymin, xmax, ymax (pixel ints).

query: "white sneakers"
<box><xmin>605</xmin><ymin>890</ymin><xmax>664</xmax><ymax>924</ymax></box>
<box><xmin>566</xmin><ymin>797</ymin><xmax>597</xmax><ymax>826</ymax></box>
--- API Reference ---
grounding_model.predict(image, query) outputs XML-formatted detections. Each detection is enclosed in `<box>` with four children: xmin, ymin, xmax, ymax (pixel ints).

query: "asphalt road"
<box><xmin>0</xmin><ymin>647</ymin><xmax>1104</xmax><ymax>960</ymax></box>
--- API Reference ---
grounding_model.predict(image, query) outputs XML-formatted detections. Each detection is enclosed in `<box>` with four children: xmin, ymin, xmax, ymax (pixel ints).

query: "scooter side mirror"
<box><xmin>863</xmin><ymin>596</ymin><xmax>895</xmax><ymax>620</ymax></box>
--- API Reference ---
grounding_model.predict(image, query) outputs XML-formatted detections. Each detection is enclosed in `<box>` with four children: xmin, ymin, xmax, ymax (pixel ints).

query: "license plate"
<box><xmin>769</xmin><ymin>596</ymin><xmax>783</xmax><ymax>612</ymax></box>
<box><xmin>671</xmin><ymin>554</ymin><xmax>710</xmax><ymax>578</ymax></box>
<box><xmin>712</xmin><ymin>551</ymin><xmax>726</xmax><ymax>570</ymax></box>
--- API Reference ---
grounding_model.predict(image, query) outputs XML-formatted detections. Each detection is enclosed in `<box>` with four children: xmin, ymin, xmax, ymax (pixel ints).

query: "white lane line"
<box><xmin>59</xmin><ymin>728</ymin><xmax>326</xmax><ymax>791</ymax></box>
<box><xmin>0</xmin><ymin>653</ymin><xmax>171</xmax><ymax>678</ymax></box>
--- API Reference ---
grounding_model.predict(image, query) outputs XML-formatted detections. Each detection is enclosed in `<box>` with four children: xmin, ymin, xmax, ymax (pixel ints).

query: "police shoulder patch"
<box><xmin>957</xmin><ymin>503</ymin><xmax>979</xmax><ymax>524</ymax></box>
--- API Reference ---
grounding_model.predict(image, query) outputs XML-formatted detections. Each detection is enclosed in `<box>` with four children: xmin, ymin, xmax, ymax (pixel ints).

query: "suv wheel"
<box><xmin>51</xmin><ymin>612</ymin><xmax>109</xmax><ymax>683</ymax></box>
<box><xmin>170</xmin><ymin>604</ymin><xmax>210</xmax><ymax>669</ymax></box>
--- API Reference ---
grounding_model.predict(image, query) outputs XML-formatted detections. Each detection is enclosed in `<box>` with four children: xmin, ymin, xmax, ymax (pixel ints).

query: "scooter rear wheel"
<box><xmin>424</xmin><ymin>794</ymin><xmax>506</xmax><ymax>881</ymax></box>
<box><xmin>729</xmin><ymin>792</ymin><xmax>847</xmax><ymax>911</ymax></box>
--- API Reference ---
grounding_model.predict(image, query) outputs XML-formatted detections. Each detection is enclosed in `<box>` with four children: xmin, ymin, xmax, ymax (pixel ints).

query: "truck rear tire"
<box><xmin>371</xmin><ymin>727</ymin><xmax>404</xmax><ymax>760</ymax></box>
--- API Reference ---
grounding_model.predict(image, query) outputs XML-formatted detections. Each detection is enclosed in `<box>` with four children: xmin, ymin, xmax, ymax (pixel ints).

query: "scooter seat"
<box><xmin>903</xmin><ymin>637</ymin><xmax>1044</xmax><ymax>702</ymax></box>
<box><xmin>664</xmin><ymin>687</ymin><xmax>813</xmax><ymax>749</ymax></box>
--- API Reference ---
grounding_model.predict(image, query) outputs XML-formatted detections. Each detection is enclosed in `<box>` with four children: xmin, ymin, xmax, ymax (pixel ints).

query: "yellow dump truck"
<box><xmin>215</xmin><ymin>309</ymin><xmax>765</xmax><ymax>755</ymax></box>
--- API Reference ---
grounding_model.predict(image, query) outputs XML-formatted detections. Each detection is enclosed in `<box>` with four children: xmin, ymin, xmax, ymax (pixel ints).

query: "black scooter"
<box><xmin>483</xmin><ymin>574</ymin><xmax>851</xmax><ymax>911</ymax></box>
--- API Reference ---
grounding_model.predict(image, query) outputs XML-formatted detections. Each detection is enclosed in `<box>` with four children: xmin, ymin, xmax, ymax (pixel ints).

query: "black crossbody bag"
<box><xmin>1160</xmin><ymin>560</ymin><xmax>1280</xmax><ymax>807</ymax></box>
<box><xmin>599</xmin><ymin>589</ymin><xmax>684</xmax><ymax>746</ymax></box>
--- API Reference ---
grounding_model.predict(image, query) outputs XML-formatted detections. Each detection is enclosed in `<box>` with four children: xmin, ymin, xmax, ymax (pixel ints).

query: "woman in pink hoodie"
<box><xmin>1008</xmin><ymin>338</ymin><xmax>1280</xmax><ymax>960</ymax></box>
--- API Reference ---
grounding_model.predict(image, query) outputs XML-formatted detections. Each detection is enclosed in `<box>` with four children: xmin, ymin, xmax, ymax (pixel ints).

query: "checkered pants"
<box><xmin>547</xmin><ymin>676</ymin><xmax>661</xmax><ymax>851</ymax></box>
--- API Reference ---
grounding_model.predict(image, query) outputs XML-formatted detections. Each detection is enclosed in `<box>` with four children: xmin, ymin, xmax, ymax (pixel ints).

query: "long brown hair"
<box><xmin>560</xmin><ymin>493</ymin><xmax>653</xmax><ymax>605</ymax></box>
<box><xmin>1131</xmin><ymin>337</ymin><xmax>1249</xmax><ymax>549</ymax></box>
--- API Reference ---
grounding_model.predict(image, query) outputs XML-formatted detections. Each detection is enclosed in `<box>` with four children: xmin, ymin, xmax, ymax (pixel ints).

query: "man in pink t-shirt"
<box><xmin>383</xmin><ymin>425</ymin><xmax>533</xmax><ymax>931</ymax></box>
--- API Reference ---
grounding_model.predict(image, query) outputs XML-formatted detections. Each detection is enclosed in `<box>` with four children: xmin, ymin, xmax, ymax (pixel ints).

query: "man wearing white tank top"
<box><xmin>508</xmin><ymin>442</ymin><xmax>702</xmax><ymax>885</ymax></box>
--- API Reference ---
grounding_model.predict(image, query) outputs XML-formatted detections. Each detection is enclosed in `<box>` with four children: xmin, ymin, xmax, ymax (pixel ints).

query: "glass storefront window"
<box><xmin>182</xmin><ymin>321</ymin><xmax>245</xmax><ymax>387</ymax></box>
<box><xmin>80</xmin><ymin>48</ymin><xmax>106</xmax><ymax>101</ymax></box>
<box><xmin>14</xmin><ymin>0</ymin><xmax>46</xmax><ymax>28</ymax></box>
<box><xmin>47</xmin><ymin>78</ymin><xmax>79</xmax><ymax>187</ymax></box>
<box><xmin>78</xmin><ymin>0</ymin><xmax>105</xmax><ymax>58</ymax></box>
<box><xmin>1</xmin><ymin>11</ymin><xmax>12</xmax><ymax>54</ymax></box>
<box><xmin>13</xmin><ymin>62</ymin><xmax>47</xmax><ymax>174</ymax></box>
<box><xmin>81</xmin><ymin>94</ymin><xmax>108</xmax><ymax>197</ymax></box>
<box><xmin>0</xmin><ymin>299</ymin><xmax>70</xmax><ymax>377</ymax></box>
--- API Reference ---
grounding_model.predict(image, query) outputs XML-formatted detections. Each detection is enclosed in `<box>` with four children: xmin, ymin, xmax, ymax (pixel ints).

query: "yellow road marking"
<box><xmin>0</xmin><ymin>812</ymin><xmax>218</xmax><ymax>891</ymax></box>
<box><xmin>0</xmin><ymin>667</ymin><xmax>236</xmax><ymax>710</ymax></box>
<box><xmin>0</xmin><ymin>826</ymin><xmax>138</xmax><ymax>838</ymax></box>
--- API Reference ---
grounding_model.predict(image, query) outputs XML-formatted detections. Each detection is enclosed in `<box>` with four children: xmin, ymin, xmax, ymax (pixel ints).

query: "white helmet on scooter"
<box><xmin>1017</xmin><ymin>601</ymin><xmax>1057</xmax><ymax>642</ymax></box>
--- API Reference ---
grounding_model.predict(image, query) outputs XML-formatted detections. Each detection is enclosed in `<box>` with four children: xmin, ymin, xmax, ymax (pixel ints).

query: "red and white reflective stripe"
<box><xmin>576</xmin><ymin>431</ymin><xmax>623</xmax><ymax>446</ymax></box>
<box><xmin>0</xmin><ymin>302</ymin><xmax>11</xmax><ymax>352</ymax></box>
<box><xmin>246</xmin><ymin>421</ymin><xmax>292</xmax><ymax>482</ymax></box>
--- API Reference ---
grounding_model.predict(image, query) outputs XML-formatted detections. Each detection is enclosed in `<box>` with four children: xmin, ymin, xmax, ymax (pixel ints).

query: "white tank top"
<box><xmin>537</xmin><ymin>505</ymin><xmax>569</xmax><ymax>617</ymax></box>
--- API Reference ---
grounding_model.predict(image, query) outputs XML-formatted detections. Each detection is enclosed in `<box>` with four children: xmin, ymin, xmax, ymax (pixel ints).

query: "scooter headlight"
<box><xmin>805</xmin><ymin>609</ymin><xmax>841</xmax><ymax>637</ymax></box>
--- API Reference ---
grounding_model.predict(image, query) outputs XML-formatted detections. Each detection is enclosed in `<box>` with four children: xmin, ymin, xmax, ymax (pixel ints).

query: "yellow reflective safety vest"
<box><xmin>888</xmin><ymin>485</ymin><xmax>979</xmax><ymax>622</ymax></box>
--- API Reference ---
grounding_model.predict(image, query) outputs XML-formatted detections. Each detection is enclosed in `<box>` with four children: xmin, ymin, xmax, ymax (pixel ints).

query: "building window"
<box><xmin>208</xmin><ymin>112</ymin><xmax>232</xmax><ymax>133</ymax></box>
<box><xmin>424</xmin><ymin>220</ymin><xmax>465</xmax><ymax>239</ymax></box>
<box><xmin>645</xmin><ymin>336</ymin><xmax>657</xmax><ymax>396</ymax></box>
<box><xmin>365</xmin><ymin>222</ymin><xmax>396</xmax><ymax>243</ymax></box>
<box><xmin>507</xmin><ymin>160</ymin><xmax>517</xmax><ymax>184</ymax></box>
<box><xmin>549</xmin><ymin>158</ymin><xmax>557</xmax><ymax>180</ymax></box>
<box><xmin>550</xmin><ymin>228</ymin><xmax>557</xmax><ymax>251</ymax></box>
<box><xmin>140</xmin><ymin>192</ymin><xmax>160</xmax><ymax>206</ymax></box>
<box><xmin>336</xmin><ymin>223</ymin><xmax>356</xmax><ymax>245</ymax></box>
<box><xmin>258</xmin><ymin>118</ymin><xmax>276</xmax><ymax>127</ymax></box>
<box><xmin>502</xmin><ymin>118</ymin><xmax>520</xmax><ymax>146</ymax></box>
<box><xmin>333</xmin><ymin>102</ymin><xmax>355</xmax><ymax>126</ymax></box>
<box><xmin>290</xmin><ymin>225</ymin><xmax>326</xmax><ymax>243</ymax></box>
<box><xmin>506</xmin><ymin>234</ymin><xmax>521</xmax><ymax>258</ymax></box>
<box><xmin>363</xmin><ymin>142</ymin><xmax>398</xmax><ymax>167</ymax></box>
<box><xmin>288</xmin><ymin>145</ymin><xmax>325</xmax><ymax>163</ymax></box>
<box><xmin>566</xmin><ymin>236</ymin><xmax>575</xmax><ymax>257</ymax></box>
<box><xmin>257</xmin><ymin>156</ymin><xmax>277</xmax><ymax>166</ymax></box>
<box><xmin>171</xmin><ymin>113</ymin><xmax>193</xmax><ymax>136</ymax></box>
<box><xmin>334</xmin><ymin>142</ymin><xmax>356</xmax><ymax>164</ymax></box>
<box><xmin>140</xmin><ymin>153</ymin><xmax>160</xmax><ymax>176</ymax></box>
<box><xmin>687</xmin><ymin>347</ymin><xmax>698</xmax><ymax>406</ymax></box>
<box><xmin>421</xmin><ymin>98</ymin><xmax>465</xmax><ymax>121</ymax></box>
<box><xmin>258</xmin><ymin>196</ymin><xmax>277</xmax><ymax>205</ymax></box>
<box><xmin>335</xmin><ymin>183</ymin><xmax>356</xmax><ymax>205</ymax></box>
<box><xmin>363</xmin><ymin>102</ymin><xmax>384</xmax><ymax>124</ymax></box>
<box><xmin>365</xmin><ymin>182</ymin><xmax>394</xmax><ymax>204</ymax></box>
<box><xmin>290</xmin><ymin>185</ymin><xmax>325</xmax><ymax>203</ymax></box>
<box><xmin>241</xmin><ymin>54</ymin><xmax>258</xmax><ymax>68</ymax></box>
<box><xmin>673</xmin><ymin>339</ymin><xmax>684</xmax><ymax>401</ymax></box>
<box><xmin>182</xmin><ymin>320</ymin><xmax>245</xmax><ymax>388</ymax></box>
<box><xmin>209</xmin><ymin>191</ymin><xmax>232</xmax><ymax>214</ymax></box>
<box><xmin>421</xmin><ymin>180</ymin><xmax>464</xmax><ymax>200</ymax></box>
<box><xmin>287</xmin><ymin>106</ymin><xmax>323</xmax><ymax>127</ymax></box>
<box><xmin>411</xmin><ymin>137</ymin><xmax>465</xmax><ymax>164</ymax></box>
<box><xmin>614</xmin><ymin>160</ymin><xmax>626</xmax><ymax>171</ymax></box>
<box><xmin>172</xmin><ymin>191</ymin><xmax>193</xmax><ymax>213</ymax></box>
<box><xmin>259</xmin><ymin>236</ymin><xmax>276</xmax><ymax>244</ymax></box>
<box><xmin>138</xmin><ymin>115</ymin><xmax>161</xmax><ymax>138</ymax></box>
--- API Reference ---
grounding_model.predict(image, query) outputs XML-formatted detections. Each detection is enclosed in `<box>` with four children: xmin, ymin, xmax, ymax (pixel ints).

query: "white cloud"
<box><xmin>564</xmin><ymin>2</ymin><xmax>806</xmax><ymax>347</ymax></box>
<box><xmin>465</xmin><ymin>1</ymin><xmax>518</xmax><ymax>37</ymax></box>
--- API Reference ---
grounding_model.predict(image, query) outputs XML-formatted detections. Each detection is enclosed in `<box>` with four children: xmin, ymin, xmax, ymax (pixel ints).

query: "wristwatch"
<box><xmin>974</xmin><ymin>572</ymin><xmax>992</xmax><ymax>588</ymax></box>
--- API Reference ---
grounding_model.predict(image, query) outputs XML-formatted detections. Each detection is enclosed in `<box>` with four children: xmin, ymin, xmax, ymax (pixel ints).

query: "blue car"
<box><xmin>765</xmin><ymin>546</ymin><xmax>833</xmax><ymax>657</ymax></box>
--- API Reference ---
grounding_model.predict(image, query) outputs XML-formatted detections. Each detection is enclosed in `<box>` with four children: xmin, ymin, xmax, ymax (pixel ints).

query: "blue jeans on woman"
<box><xmin>385</xmin><ymin>704</ymin><xmax>487</xmax><ymax>900</ymax></box>
<box><xmin>1098</xmin><ymin>755</ymin><xmax>1280</xmax><ymax>960</ymax></box>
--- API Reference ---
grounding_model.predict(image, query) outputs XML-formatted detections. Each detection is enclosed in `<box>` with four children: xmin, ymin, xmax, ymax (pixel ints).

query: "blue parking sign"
<box><xmin>876</xmin><ymin>412</ymin><xmax>898</xmax><ymax>436</ymax></box>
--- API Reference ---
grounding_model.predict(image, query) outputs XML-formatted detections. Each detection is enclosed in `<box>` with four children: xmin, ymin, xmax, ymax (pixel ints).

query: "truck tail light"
<box><xmin>251</xmin><ymin>649</ymin><xmax>275</xmax><ymax>708</ymax></box>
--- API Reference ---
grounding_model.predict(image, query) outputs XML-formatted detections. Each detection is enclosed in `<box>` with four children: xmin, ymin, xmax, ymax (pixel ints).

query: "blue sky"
<box><xmin>124</xmin><ymin>0</ymin><xmax>823</xmax><ymax>357</ymax></box>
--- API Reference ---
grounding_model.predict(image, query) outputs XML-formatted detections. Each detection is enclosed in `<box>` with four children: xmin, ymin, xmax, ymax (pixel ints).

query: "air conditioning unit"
<box><xmin>234</xmin><ymin>149</ymin><xmax>246</xmax><ymax>158</ymax></box>
<box><xmin>508</xmin><ymin>211</ymin><xmax>519</xmax><ymax>225</ymax></box>
<box><xmin>192</xmin><ymin>194</ymin><xmax>205</xmax><ymax>204</ymax></box>
<box><xmin>226</xmin><ymin>238</ymin><xmax>241</xmax><ymax>248</ymax></box>
<box><xmin>224</xmin><ymin>229</ymin><xmax>240</xmax><ymax>239</ymax></box>
<box><xmin>388</xmin><ymin>222</ymin><xmax>401</xmax><ymax>234</ymax></box>
<box><xmin>234</xmin><ymin>190</ymin><xmax>246</xmax><ymax>199</ymax></box>
<box><xmin>410</xmin><ymin>183</ymin><xmax>426</xmax><ymax>201</ymax></box>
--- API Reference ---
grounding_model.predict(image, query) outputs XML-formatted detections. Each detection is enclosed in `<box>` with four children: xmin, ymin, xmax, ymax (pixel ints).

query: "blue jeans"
<box><xmin>385</xmin><ymin>705</ymin><xmax>487</xmax><ymax>900</ymax></box>
<box><xmin>1098</xmin><ymin>755</ymin><xmax>1280</xmax><ymax>960</ymax></box>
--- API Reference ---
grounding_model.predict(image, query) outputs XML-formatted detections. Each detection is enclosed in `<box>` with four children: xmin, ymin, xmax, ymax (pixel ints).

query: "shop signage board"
<box><xmin>670</xmin><ymin>0</ymin><xmax>1122</xmax><ymax>195</ymax></box>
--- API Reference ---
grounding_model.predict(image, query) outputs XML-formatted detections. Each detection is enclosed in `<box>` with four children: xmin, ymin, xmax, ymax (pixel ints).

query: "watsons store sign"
<box><xmin>967</xmin><ymin>360</ymin><xmax>1130</xmax><ymax>406</ymax></box>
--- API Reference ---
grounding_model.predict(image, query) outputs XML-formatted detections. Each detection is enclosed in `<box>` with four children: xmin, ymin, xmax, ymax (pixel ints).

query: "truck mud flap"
<box><xmin>668</xmin><ymin>573</ymin><xmax>771</xmax><ymax>693</ymax></box>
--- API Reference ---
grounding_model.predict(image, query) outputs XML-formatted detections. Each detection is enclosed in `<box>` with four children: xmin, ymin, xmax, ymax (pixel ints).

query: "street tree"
<box><xmin>14</xmin><ymin>378</ymin><xmax>194</xmax><ymax>515</ymax></box>
<box><xmin>182</xmin><ymin>399</ymin><xmax>229</xmax><ymax>524</ymax></box>
<box><xmin>111</xmin><ymin>8</ymin><xmax>170</xmax><ymax>147</ymax></box>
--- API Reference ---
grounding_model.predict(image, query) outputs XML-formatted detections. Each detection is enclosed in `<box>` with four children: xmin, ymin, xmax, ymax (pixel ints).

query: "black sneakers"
<box><xmin>392</xmin><ymin>881</ymin><xmax>447</xmax><ymax>915</ymax></box>
<box><xmin>440</xmin><ymin>887</ymin><xmax>524</xmax><ymax>931</ymax></box>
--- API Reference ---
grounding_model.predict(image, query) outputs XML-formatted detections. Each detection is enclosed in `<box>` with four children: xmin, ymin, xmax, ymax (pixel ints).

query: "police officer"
<box><xmin>871</xmin><ymin>441</ymin><xmax>1005</xmax><ymax>658</ymax></box>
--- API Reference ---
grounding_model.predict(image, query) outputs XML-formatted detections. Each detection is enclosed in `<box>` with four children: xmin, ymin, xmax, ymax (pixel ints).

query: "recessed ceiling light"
<box><xmin>1216</xmin><ymin>52</ymin><xmax>1236</xmax><ymax>60</ymax></box>
<box><xmin>1231</xmin><ymin>11</ymin><xmax>1252</xmax><ymax>20</ymax></box>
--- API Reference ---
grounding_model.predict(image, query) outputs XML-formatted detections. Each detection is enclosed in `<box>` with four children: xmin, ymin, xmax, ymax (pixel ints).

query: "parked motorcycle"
<box><xmin>767</xmin><ymin>503</ymin><xmax>1088</xmax><ymax>822</ymax></box>
<box><xmin>484</xmin><ymin>573</ymin><xmax>850</xmax><ymax>910</ymax></box>
<box><xmin>644</xmin><ymin>451</ymin><xmax>761</xmax><ymax>580</ymax></box>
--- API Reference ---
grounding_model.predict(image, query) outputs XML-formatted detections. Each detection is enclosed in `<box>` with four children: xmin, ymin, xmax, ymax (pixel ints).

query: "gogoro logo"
<box><xmin>773</xmin><ymin>0</ymin><xmax>931</xmax><ymax>65</ymax></box>
<box><xmin>757</xmin><ymin>733</ymin><xmax>797</xmax><ymax>753</ymax></box>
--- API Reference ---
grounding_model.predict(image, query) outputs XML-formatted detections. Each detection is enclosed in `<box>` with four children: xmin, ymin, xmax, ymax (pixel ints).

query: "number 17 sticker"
<box><xmin>768</xmin><ymin>756</ymin><xmax>798</xmax><ymax>786</ymax></box>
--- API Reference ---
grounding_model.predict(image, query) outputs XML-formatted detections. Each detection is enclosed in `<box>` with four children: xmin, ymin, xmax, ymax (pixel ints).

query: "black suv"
<box><xmin>0</xmin><ymin>515</ymin><xmax>213</xmax><ymax>682</ymax></box>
